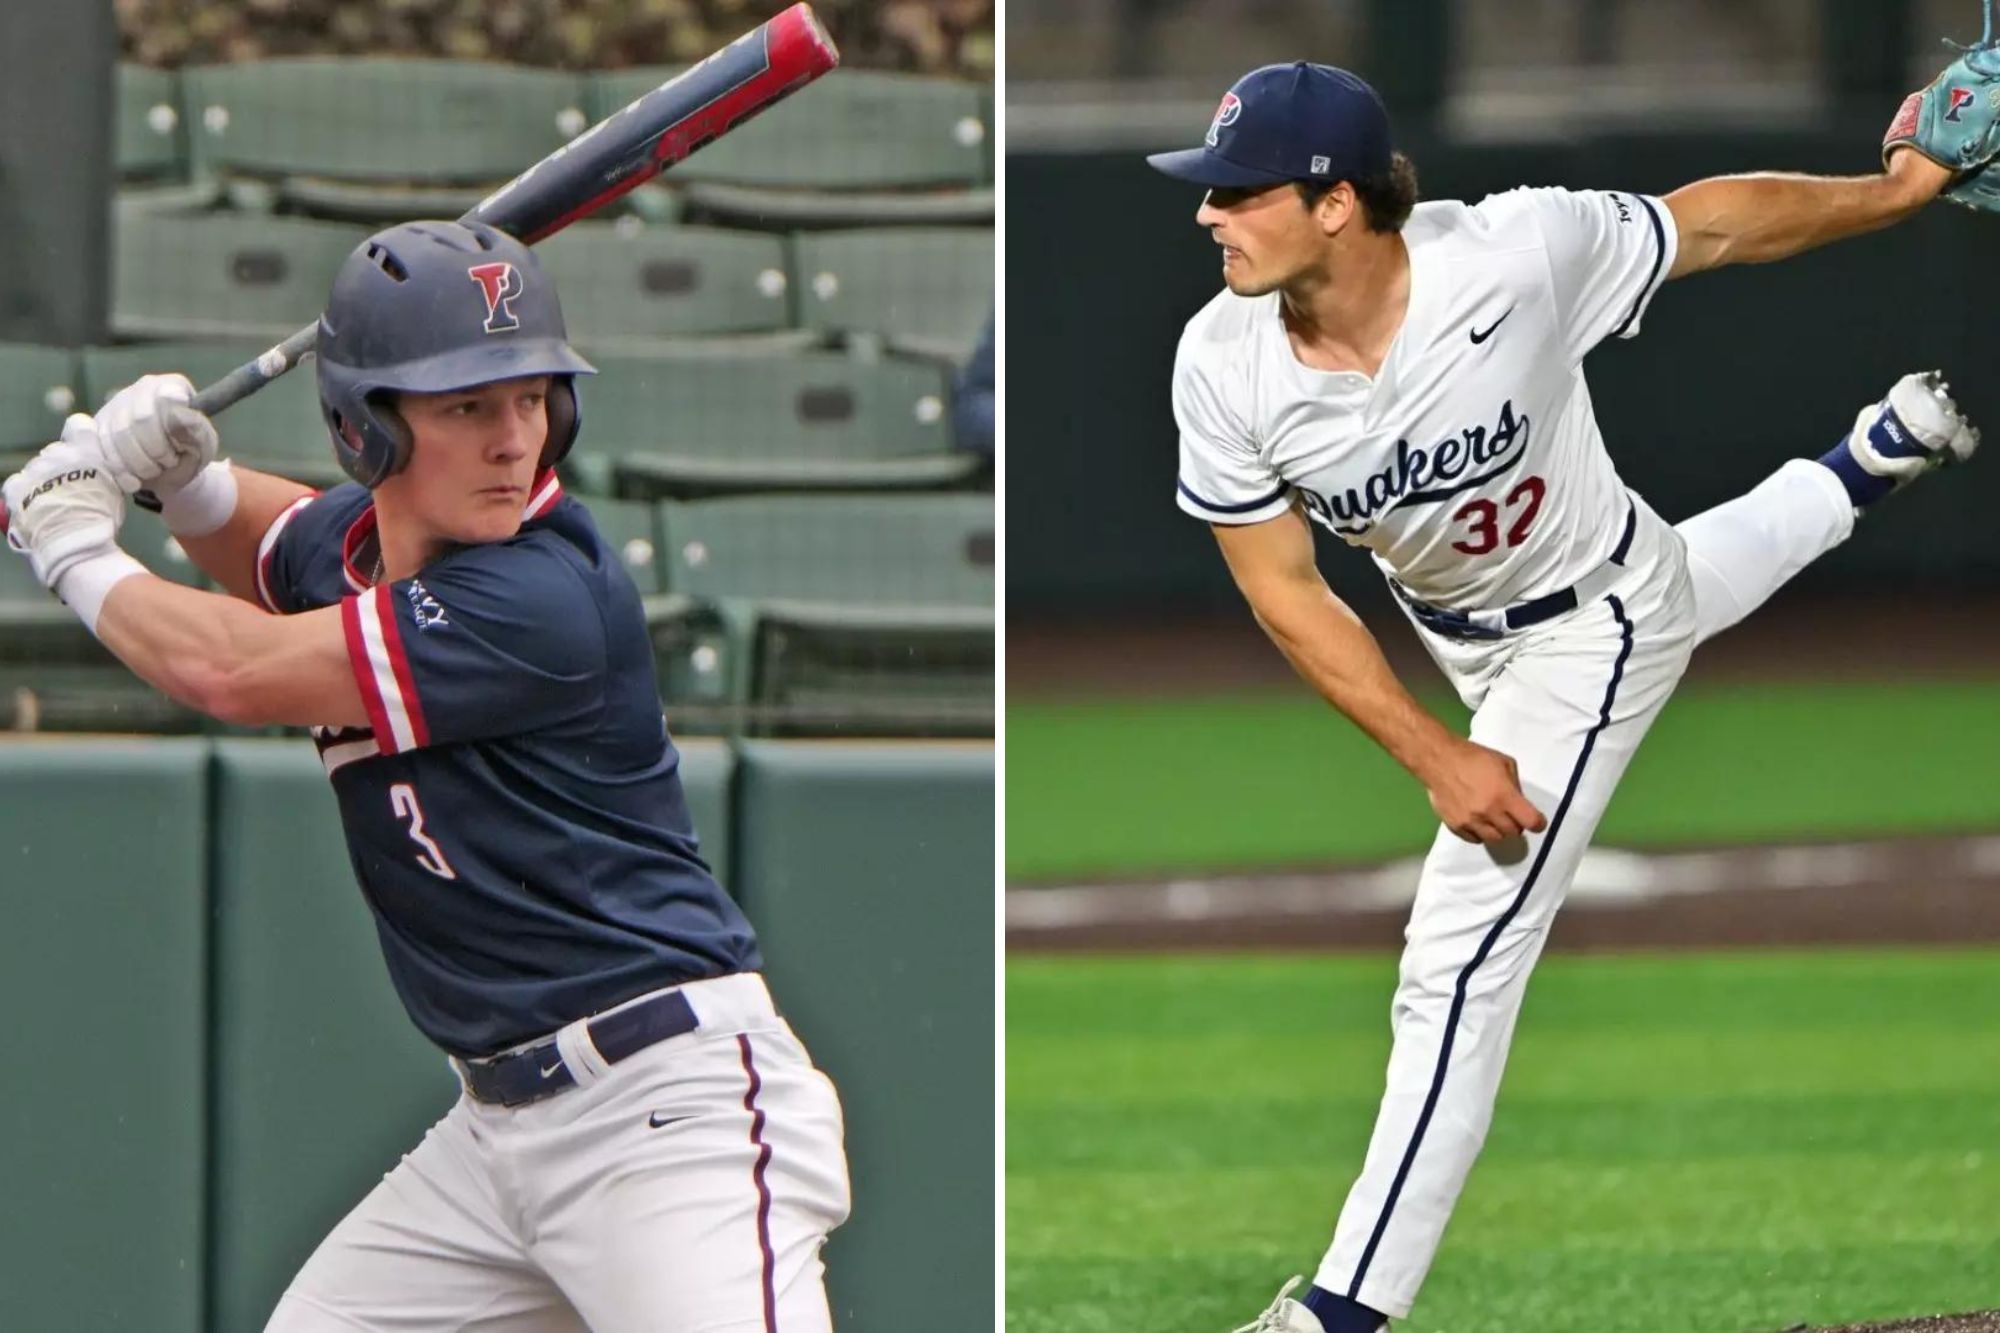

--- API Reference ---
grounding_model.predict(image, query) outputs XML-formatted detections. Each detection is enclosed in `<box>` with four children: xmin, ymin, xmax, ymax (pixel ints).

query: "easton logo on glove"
<box><xmin>1948</xmin><ymin>86</ymin><xmax>1976</xmax><ymax>121</ymax></box>
<box><xmin>16</xmin><ymin>467</ymin><xmax>101</xmax><ymax>514</ymax></box>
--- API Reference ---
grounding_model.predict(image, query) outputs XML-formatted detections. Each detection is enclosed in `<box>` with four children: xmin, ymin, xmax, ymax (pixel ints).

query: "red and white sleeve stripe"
<box><xmin>522</xmin><ymin>470</ymin><xmax>564</xmax><ymax>521</ymax></box>
<box><xmin>340</xmin><ymin>584</ymin><xmax>430</xmax><ymax>753</ymax></box>
<box><xmin>254</xmin><ymin>495</ymin><xmax>318</xmax><ymax>612</ymax></box>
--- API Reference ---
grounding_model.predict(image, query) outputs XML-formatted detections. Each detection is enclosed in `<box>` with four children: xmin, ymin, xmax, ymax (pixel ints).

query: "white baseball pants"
<box><xmin>1317</xmin><ymin>460</ymin><xmax>1853</xmax><ymax>1317</ymax></box>
<box><xmin>265</xmin><ymin>973</ymin><xmax>850</xmax><ymax>1333</ymax></box>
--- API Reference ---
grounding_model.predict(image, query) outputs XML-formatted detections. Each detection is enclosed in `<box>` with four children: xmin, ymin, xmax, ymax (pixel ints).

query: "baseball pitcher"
<box><xmin>1146</xmin><ymin>55</ymin><xmax>1991</xmax><ymax>1333</ymax></box>
<box><xmin>2</xmin><ymin>222</ymin><xmax>849</xmax><ymax>1332</ymax></box>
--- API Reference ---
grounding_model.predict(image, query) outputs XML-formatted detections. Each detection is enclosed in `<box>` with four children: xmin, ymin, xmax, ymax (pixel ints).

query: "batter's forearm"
<box><xmin>1252</xmin><ymin>592</ymin><xmax>1458</xmax><ymax>785</ymax></box>
<box><xmin>1665</xmin><ymin>155</ymin><xmax>1947</xmax><ymax>275</ymax></box>
<box><xmin>95</xmin><ymin>572</ymin><xmax>285</xmax><ymax>720</ymax></box>
<box><xmin>174</xmin><ymin>465</ymin><xmax>315</xmax><ymax>604</ymax></box>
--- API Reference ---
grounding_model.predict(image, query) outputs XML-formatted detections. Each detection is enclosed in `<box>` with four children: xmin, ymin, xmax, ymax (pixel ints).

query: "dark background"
<box><xmin>1007</xmin><ymin>0</ymin><xmax>2000</xmax><ymax>622</ymax></box>
<box><xmin>1009</xmin><ymin>135</ymin><xmax>2000</xmax><ymax>619</ymax></box>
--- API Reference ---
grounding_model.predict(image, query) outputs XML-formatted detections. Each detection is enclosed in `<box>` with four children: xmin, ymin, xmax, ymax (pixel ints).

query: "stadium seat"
<box><xmin>597</xmin><ymin>350</ymin><xmax>980</xmax><ymax>499</ymax></box>
<box><xmin>0</xmin><ymin>524</ymin><xmax>75</xmax><ymax>644</ymax></box>
<box><xmin>534</xmin><ymin>223</ymin><xmax>807</xmax><ymax>351</ymax></box>
<box><xmin>82</xmin><ymin>340</ymin><xmax>342</xmax><ymax>488</ymax></box>
<box><xmin>0</xmin><ymin>503</ymin><xmax>208</xmax><ymax>732</ymax></box>
<box><xmin>117</xmin><ymin>64</ymin><xmax>188</xmax><ymax>183</ymax></box>
<box><xmin>587</xmin><ymin>69</ymin><xmax>995</xmax><ymax>228</ymax></box>
<box><xmin>579</xmin><ymin>495</ymin><xmax>732</xmax><ymax>728</ymax></box>
<box><xmin>180</xmin><ymin>58</ymin><xmax>588</xmax><ymax>221</ymax></box>
<box><xmin>979</xmin><ymin>84</ymin><xmax>995</xmax><ymax>184</ymax></box>
<box><xmin>791</xmin><ymin>228</ymin><xmax>994</xmax><ymax>362</ymax></box>
<box><xmin>125</xmin><ymin>505</ymin><xmax>209</xmax><ymax>589</ymax></box>
<box><xmin>679</xmin><ymin>182</ymin><xmax>994</xmax><ymax>230</ymax></box>
<box><xmin>111</xmin><ymin>209</ymin><xmax>368</xmax><ymax>343</ymax></box>
<box><xmin>660</xmin><ymin>493</ymin><xmax>992</xmax><ymax>617</ymax></box>
<box><xmin>0</xmin><ymin>342</ymin><xmax>81</xmax><ymax>468</ymax></box>
<box><xmin>581</xmin><ymin>496</ymin><xmax>666</xmax><ymax>594</ymax></box>
<box><xmin>656</xmin><ymin>494</ymin><xmax>993</xmax><ymax>734</ymax></box>
<box><xmin>0</xmin><ymin>627</ymin><xmax>201</xmax><ymax>735</ymax></box>
<box><xmin>588</xmin><ymin>69</ymin><xmax>988</xmax><ymax>191</ymax></box>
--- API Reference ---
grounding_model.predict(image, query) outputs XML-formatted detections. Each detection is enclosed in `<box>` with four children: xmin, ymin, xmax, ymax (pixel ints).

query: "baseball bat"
<box><xmin>2</xmin><ymin>3</ymin><xmax>838</xmax><ymax>531</ymax></box>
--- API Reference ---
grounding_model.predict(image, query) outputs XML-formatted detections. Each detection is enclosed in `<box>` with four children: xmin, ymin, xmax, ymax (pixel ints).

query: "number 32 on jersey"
<box><xmin>390</xmin><ymin>782</ymin><xmax>459</xmax><ymax>881</ymax></box>
<box><xmin>1450</xmin><ymin>475</ymin><xmax>1545</xmax><ymax>555</ymax></box>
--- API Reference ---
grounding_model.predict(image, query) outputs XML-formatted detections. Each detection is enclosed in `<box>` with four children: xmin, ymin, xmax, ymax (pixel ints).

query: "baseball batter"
<box><xmin>1145</xmin><ymin>63</ymin><xmax>1985</xmax><ymax>1332</ymax></box>
<box><xmin>2</xmin><ymin>221</ymin><xmax>849</xmax><ymax>1332</ymax></box>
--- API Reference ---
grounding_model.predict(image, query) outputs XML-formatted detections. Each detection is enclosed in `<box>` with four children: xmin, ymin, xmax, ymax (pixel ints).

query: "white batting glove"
<box><xmin>93</xmin><ymin>373</ymin><xmax>220</xmax><ymax>499</ymax></box>
<box><xmin>3</xmin><ymin>437</ymin><xmax>128</xmax><ymax>590</ymax></box>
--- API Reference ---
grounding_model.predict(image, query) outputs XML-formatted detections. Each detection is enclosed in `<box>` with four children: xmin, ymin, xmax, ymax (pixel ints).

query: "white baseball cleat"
<box><xmin>1844</xmin><ymin>370</ymin><xmax>1980</xmax><ymax>490</ymax></box>
<box><xmin>1231</xmin><ymin>1277</ymin><xmax>1330</xmax><ymax>1333</ymax></box>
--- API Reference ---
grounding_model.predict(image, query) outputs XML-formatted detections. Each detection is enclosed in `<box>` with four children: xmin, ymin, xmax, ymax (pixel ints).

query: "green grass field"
<box><xmin>1007</xmin><ymin>952</ymin><xmax>2000</xmax><ymax>1333</ymax></box>
<box><xmin>1006</xmin><ymin>682</ymin><xmax>2000</xmax><ymax>880</ymax></box>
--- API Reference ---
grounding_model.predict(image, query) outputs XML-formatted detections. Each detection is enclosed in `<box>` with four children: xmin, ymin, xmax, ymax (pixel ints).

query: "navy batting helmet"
<box><xmin>316</xmin><ymin>220</ymin><xmax>596</xmax><ymax>488</ymax></box>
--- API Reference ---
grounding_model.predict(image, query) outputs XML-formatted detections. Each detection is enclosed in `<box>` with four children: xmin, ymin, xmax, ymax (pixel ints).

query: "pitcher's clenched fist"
<box><xmin>1423</xmin><ymin>738</ymin><xmax>1547</xmax><ymax>846</ymax></box>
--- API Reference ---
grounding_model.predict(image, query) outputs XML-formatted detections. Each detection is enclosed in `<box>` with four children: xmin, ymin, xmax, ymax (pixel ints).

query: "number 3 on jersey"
<box><xmin>390</xmin><ymin>782</ymin><xmax>459</xmax><ymax>881</ymax></box>
<box><xmin>1450</xmin><ymin>476</ymin><xmax>1545</xmax><ymax>556</ymax></box>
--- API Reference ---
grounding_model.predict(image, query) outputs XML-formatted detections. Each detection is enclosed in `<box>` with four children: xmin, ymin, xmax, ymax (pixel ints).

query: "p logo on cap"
<box><xmin>1205</xmin><ymin>92</ymin><xmax>1243</xmax><ymax>147</ymax></box>
<box><xmin>1148</xmin><ymin>62</ymin><xmax>1393</xmax><ymax>191</ymax></box>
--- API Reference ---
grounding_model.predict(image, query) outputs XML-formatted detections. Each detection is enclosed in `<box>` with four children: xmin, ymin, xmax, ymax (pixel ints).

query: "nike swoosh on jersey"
<box><xmin>1469</xmin><ymin>309</ymin><xmax>1513</xmax><ymax>344</ymax></box>
<box><xmin>648</xmin><ymin>1110</ymin><xmax>692</xmax><ymax>1129</ymax></box>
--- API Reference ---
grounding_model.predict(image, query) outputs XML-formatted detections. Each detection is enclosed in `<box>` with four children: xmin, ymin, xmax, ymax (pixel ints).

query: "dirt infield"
<box><xmin>1007</xmin><ymin>832</ymin><xmax>2000</xmax><ymax>953</ymax></box>
<box><xmin>1800</xmin><ymin>1318</ymin><xmax>2000</xmax><ymax>1332</ymax></box>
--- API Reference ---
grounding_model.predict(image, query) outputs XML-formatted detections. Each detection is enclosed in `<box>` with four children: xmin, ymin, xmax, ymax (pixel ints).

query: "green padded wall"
<box><xmin>0</xmin><ymin>739</ymin><xmax>208</xmax><ymax>1333</ymax></box>
<box><xmin>733</xmin><ymin>740</ymin><xmax>995</xmax><ymax>1331</ymax></box>
<box><xmin>676</xmin><ymin>736</ymin><xmax>735</xmax><ymax>888</ymax></box>
<box><xmin>208</xmin><ymin>740</ymin><xmax>454</xmax><ymax>1332</ymax></box>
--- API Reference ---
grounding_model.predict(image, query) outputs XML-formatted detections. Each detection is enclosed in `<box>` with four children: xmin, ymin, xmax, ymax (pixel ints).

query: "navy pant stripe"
<box><xmin>1347</xmin><ymin>593</ymin><xmax>1636</xmax><ymax>1298</ymax></box>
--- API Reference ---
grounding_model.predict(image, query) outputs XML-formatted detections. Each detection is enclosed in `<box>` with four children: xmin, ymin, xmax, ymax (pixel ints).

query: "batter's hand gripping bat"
<box><xmin>1</xmin><ymin>2</ymin><xmax>838</xmax><ymax>532</ymax></box>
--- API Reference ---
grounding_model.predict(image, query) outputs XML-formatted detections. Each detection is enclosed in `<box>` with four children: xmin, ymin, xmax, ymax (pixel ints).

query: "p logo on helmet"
<box><xmin>468</xmin><ymin>262</ymin><xmax>525</xmax><ymax>334</ymax></box>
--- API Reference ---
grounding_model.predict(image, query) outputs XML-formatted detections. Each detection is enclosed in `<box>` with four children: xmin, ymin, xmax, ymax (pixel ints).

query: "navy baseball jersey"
<box><xmin>256</xmin><ymin>469</ymin><xmax>760</xmax><ymax>1058</ymax></box>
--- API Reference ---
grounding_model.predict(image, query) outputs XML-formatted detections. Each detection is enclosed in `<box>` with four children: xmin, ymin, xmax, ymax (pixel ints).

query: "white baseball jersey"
<box><xmin>1172</xmin><ymin>187</ymin><xmax>1679</xmax><ymax>609</ymax></box>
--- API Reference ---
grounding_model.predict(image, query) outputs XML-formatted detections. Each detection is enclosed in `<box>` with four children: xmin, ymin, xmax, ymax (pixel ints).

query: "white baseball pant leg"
<box><xmin>1315</xmin><ymin>515</ymin><xmax>1699</xmax><ymax>1318</ymax></box>
<box><xmin>264</xmin><ymin>1108</ymin><xmax>589</xmax><ymax>1333</ymax></box>
<box><xmin>266</xmin><ymin>974</ymin><xmax>849</xmax><ymax>1333</ymax></box>
<box><xmin>1675</xmin><ymin>457</ymin><xmax>1855</xmax><ymax>648</ymax></box>
<box><xmin>526</xmin><ymin>1005</ymin><xmax>850</xmax><ymax>1333</ymax></box>
<box><xmin>1314</xmin><ymin>461</ymin><xmax>1854</xmax><ymax>1317</ymax></box>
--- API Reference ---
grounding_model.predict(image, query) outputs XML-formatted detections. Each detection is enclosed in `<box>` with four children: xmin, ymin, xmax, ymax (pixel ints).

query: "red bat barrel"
<box><xmin>472</xmin><ymin>3</ymin><xmax>840</xmax><ymax>243</ymax></box>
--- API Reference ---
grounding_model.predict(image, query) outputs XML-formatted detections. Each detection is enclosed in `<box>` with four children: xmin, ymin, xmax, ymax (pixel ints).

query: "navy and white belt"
<box><xmin>1395</xmin><ymin>501</ymin><xmax>1637</xmax><ymax>643</ymax></box>
<box><xmin>458</xmin><ymin>987</ymin><xmax>700</xmax><ymax>1108</ymax></box>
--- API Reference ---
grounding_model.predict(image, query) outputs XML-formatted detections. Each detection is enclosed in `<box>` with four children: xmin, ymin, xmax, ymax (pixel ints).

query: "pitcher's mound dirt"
<box><xmin>1787</xmin><ymin>1316</ymin><xmax>2000</xmax><ymax>1332</ymax></box>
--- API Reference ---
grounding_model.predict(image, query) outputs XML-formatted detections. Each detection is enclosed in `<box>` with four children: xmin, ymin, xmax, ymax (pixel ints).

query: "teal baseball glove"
<box><xmin>1884</xmin><ymin>7</ymin><xmax>2000</xmax><ymax>213</ymax></box>
<box><xmin>1941</xmin><ymin>158</ymin><xmax>2000</xmax><ymax>213</ymax></box>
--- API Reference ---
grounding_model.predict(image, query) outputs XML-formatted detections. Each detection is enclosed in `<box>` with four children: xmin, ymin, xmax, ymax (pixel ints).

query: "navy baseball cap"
<box><xmin>1147</xmin><ymin>62</ymin><xmax>1393</xmax><ymax>190</ymax></box>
